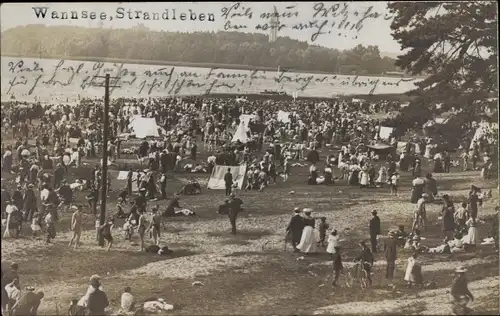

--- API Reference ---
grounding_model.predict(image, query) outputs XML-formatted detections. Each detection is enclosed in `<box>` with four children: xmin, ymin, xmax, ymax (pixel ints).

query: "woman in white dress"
<box><xmin>296</xmin><ymin>209</ymin><xmax>317</xmax><ymax>254</ymax></box>
<box><xmin>326</xmin><ymin>229</ymin><xmax>340</xmax><ymax>257</ymax></box>
<box><xmin>465</xmin><ymin>217</ymin><xmax>479</xmax><ymax>248</ymax></box>
<box><xmin>359</xmin><ymin>167</ymin><xmax>369</xmax><ymax>188</ymax></box>
<box><xmin>404</xmin><ymin>252</ymin><xmax>422</xmax><ymax>288</ymax></box>
<box><xmin>376</xmin><ymin>165</ymin><xmax>388</xmax><ymax>187</ymax></box>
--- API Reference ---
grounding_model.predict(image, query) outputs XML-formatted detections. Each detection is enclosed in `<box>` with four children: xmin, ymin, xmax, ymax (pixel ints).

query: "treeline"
<box><xmin>1</xmin><ymin>25</ymin><xmax>400</xmax><ymax>75</ymax></box>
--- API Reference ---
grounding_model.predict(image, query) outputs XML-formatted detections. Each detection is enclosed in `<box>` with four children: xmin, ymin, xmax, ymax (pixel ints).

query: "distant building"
<box><xmin>269</xmin><ymin>6</ymin><xmax>279</xmax><ymax>42</ymax></box>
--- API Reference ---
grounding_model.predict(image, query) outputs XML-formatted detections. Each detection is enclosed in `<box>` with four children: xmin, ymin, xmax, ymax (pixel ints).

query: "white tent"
<box><xmin>375</xmin><ymin>126</ymin><xmax>394</xmax><ymax>140</ymax></box>
<box><xmin>207</xmin><ymin>164</ymin><xmax>247</xmax><ymax>190</ymax></box>
<box><xmin>423</xmin><ymin>117</ymin><xmax>449</xmax><ymax>128</ymax></box>
<box><xmin>277</xmin><ymin>110</ymin><xmax>291</xmax><ymax>123</ymax></box>
<box><xmin>239</xmin><ymin>114</ymin><xmax>257</xmax><ymax>127</ymax></box>
<box><xmin>231</xmin><ymin>121</ymin><xmax>250</xmax><ymax>143</ymax></box>
<box><xmin>128</xmin><ymin>116</ymin><xmax>163</xmax><ymax>139</ymax></box>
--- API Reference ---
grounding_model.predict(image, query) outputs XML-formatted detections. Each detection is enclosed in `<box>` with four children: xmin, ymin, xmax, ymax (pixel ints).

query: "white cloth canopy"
<box><xmin>231</xmin><ymin>122</ymin><xmax>250</xmax><ymax>143</ymax></box>
<box><xmin>128</xmin><ymin>116</ymin><xmax>163</xmax><ymax>138</ymax></box>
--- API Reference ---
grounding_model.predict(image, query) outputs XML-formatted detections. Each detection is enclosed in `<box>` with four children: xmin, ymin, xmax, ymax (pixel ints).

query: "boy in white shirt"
<box><xmin>390</xmin><ymin>172</ymin><xmax>399</xmax><ymax>196</ymax></box>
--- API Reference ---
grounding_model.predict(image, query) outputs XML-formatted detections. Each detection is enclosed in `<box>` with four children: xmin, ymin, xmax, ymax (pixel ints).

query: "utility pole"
<box><xmin>92</xmin><ymin>74</ymin><xmax>121</xmax><ymax>246</ymax></box>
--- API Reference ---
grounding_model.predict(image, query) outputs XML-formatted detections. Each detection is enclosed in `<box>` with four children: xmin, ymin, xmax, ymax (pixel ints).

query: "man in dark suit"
<box><xmin>331</xmin><ymin>246</ymin><xmax>343</xmax><ymax>287</ymax></box>
<box><xmin>369</xmin><ymin>210</ymin><xmax>381</xmax><ymax>252</ymax></box>
<box><xmin>384</xmin><ymin>230</ymin><xmax>398</xmax><ymax>285</ymax></box>
<box><xmin>224</xmin><ymin>168</ymin><xmax>233</xmax><ymax>196</ymax></box>
<box><xmin>286</xmin><ymin>208</ymin><xmax>304</xmax><ymax>252</ymax></box>
<box><xmin>227</xmin><ymin>193</ymin><xmax>243</xmax><ymax>234</ymax></box>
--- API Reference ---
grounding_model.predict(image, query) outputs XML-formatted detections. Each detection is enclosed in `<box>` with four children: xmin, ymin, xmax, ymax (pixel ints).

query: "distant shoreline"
<box><xmin>1</xmin><ymin>53</ymin><xmax>424</xmax><ymax>79</ymax></box>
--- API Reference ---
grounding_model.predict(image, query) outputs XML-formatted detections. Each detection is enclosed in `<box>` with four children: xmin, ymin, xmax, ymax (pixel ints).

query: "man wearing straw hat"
<box><xmin>450</xmin><ymin>266</ymin><xmax>474</xmax><ymax>313</ymax></box>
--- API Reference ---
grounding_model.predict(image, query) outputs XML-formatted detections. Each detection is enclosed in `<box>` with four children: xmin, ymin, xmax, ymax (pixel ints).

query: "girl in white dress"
<box><xmin>404</xmin><ymin>252</ymin><xmax>422</xmax><ymax>288</ymax></box>
<box><xmin>30</xmin><ymin>211</ymin><xmax>42</xmax><ymax>237</ymax></box>
<box><xmin>376</xmin><ymin>165</ymin><xmax>387</xmax><ymax>187</ymax></box>
<box><xmin>326</xmin><ymin>230</ymin><xmax>340</xmax><ymax>256</ymax></box>
<box><xmin>359</xmin><ymin>168</ymin><xmax>369</xmax><ymax>188</ymax></box>
<box><xmin>465</xmin><ymin>217</ymin><xmax>479</xmax><ymax>248</ymax></box>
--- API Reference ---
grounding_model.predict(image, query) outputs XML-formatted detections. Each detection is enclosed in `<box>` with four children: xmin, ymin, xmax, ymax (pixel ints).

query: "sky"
<box><xmin>0</xmin><ymin>2</ymin><xmax>402</xmax><ymax>55</ymax></box>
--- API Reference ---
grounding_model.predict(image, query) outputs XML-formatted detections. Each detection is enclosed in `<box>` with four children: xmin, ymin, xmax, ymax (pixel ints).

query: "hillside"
<box><xmin>1</xmin><ymin>25</ymin><xmax>400</xmax><ymax>75</ymax></box>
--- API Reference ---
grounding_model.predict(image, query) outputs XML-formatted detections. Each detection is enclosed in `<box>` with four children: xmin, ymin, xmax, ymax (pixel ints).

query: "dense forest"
<box><xmin>1</xmin><ymin>25</ymin><xmax>401</xmax><ymax>75</ymax></box>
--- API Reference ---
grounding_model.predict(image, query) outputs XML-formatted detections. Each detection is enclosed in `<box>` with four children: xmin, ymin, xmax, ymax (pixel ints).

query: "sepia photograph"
<box><xmin>0</xmin><ymin>1</ymin><xmax>498</xmax><ymax>315</ymax></box>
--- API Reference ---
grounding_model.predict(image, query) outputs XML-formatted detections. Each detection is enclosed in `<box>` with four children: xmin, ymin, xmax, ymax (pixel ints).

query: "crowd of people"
<box><xmin>1</xmin><ymin>95</ymin><xmax>498</xmax><ymax>315</ymax></box>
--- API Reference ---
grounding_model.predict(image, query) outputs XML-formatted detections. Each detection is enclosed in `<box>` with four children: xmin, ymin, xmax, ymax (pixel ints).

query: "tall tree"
<box><xmin>387</xmin><ymin>2</ymin><xmax>498</xmax><ymax>133</ymax></box>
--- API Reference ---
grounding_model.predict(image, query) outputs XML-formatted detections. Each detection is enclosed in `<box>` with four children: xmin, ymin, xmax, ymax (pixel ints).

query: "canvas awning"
<box><xmin>367</xmin><ymin>143</ymin><xmax>393</xmax><ymax>150</ymax></box>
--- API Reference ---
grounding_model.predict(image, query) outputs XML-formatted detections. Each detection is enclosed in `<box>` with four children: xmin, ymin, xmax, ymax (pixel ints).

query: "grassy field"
<box><xmin>1</xmin><ymin>137</ymin><xmax>499</xmax><ymax>315</ymax></box>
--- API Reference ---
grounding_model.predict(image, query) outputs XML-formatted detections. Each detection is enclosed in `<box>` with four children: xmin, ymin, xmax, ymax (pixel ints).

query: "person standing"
<box><xmin>384</xmin><ymin>231</ymin><xmax>398</xmax><ymax>286</ymax></box>
<box><xmin>68</xmin><ymin>206</ymin><xmax>84</xmax><ymax>249</ymax></box>
<box><xmin>390</xmin><ymin>172</ymin><xmax>399</xmax><ymax>196</ymax></box>
<box><xmin>137</xmin><ymin>211</ymin><xmax>147</xmax><ymax>251</ymax></box>
<box><xmin>286</xmin><ymin>208</ymin><xmax>304</xmax><ymax>252</ymax></box>
<box><xmin>412</xmin><ymin>193</ymin><xmax>428</xmax><ymax>232</ymax></box>
<box><xmin>23</xmin><ymin>183</ymin><xmax>37</xmax><ymax>222</ymax></box>
<box><xmin>148</xmin><ymin>207</ymin><xmax>162</xmax><ymax>246</ymax></box>
<box><xmin>317</xmin><ymin>217</ymin><xmax>329</xmax><ymax>248</ymax></box>
<box><xmin>190</xmin><ymin>141</ymin><xmax>197</xmax><ymax>161</ymax></box>
<box><xmin>404</xmin><ymin>252</ymin><xmax>422</xmax><ymax>288</ymax></box>
<box><xmin>296</xmin><ymin>209</ymin><xmax>317</xmax><ymax>254</ymax></box>
<box><xmin>331</xmin><ymin>246</ymin><xmax>343</xmax><ymax>288</ymax></box>
<box><xmin>491</xmin><ymin>207</ymin><xmax>499</xmax><ymax>251</ymax></box>
<box><xmin>441</xmin><ymin>195</ymin><xmax>456</xmax><ymax>241</ymax></box>
<box><xmin>99</xmin><ymin>218</ymin><xmax>114</xmax><ymax>252</ymax></box>
<box><xmin>326</xmin><ymin>230</ymin><xmax>340</xmax><ymax>257</ymax></box>
<box><xmin>44</xmin><ymin>210</ymin><xmax>56</xmax><ymax>244</ymax></box>
<box><xmin>454</xmin><ymin>202</ymin><xmax>469</xmax><ymax>232</ymax></box>
<box><xmin>369</xmin><ymin>210</ymin><xmax>381</xmax><ymax>253</ymax></box>
<box><xmin>159</xmin><ymin>172</ymin><xmax>167</xmax><ymax>200</ymax></box>
<box><xmin>467</xmin><ymin>185</ymin><xmax>481</xmax><ymax>220</ymax></box>
<box><xmin>126</xmin><ymin>169</ymin><xmax>133</xmax><ymax>199</ymax></box>
<box><xmin>227</xmin><ymin>192</ymin><xmax>243</xmax><ymax>235</ymax></box>
<box><xmin>465</xmin><ymin>216</ymin><xmax>479</xmax><ymax>250</ymax></box>
<box><xmin>224</xmin><ymin>168</ymin><xmax>233</xmax><ymax>196</ymax></box>
<box><xmin>450</xmin><ymin>266</ymin><xmax>474</xmax><ymax>313</ymax></box>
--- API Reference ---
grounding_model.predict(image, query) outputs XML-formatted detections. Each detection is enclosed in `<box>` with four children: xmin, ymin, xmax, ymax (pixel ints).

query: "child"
<box><xmin>390</xmin><ymin>172</ymin><xmax>399</xmax><ymax>196</ymax></box>
<box><xmin>404</xmin><ymin>252</ymin><xmax>423</xmax><ymax>288</ymax></box>
<box><xmin>331</xmin><ymin>246</ymin><xmax>343</xmax><ymax>287</ymax></box>
<box><xmin>317</xmin><ymin>217</ymin><xmax>329</xmax><ymax>248</ymax></box>
<box><xmin>454</xmin><ymin>202</ymin><xmax>469</xmax><ymax>231</ymax></box>
<box><xmin>326</xmin><ymin>230</ymin><xmax>340</xmax><ymax>256</ymax></box>
<box><xmin>30</xmin><ymin>210</ymin><xmax>42</xmax><ymax>237</ymax></box>
<box><xmin>99</xmin><ymin>218</ymin><xmax>114</xmax><ymax>251</ymax></box>
<box><xmin>45</xmin><ymin>211</ymin><xmax>56</xmax><ymax>244</ymax></box>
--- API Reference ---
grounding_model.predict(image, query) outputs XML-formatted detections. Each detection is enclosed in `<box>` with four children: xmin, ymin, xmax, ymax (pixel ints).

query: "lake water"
<box><xmin>1</xmin><ymin>56</ymin><xmax>422</xmax><ymax>102</ymax></box>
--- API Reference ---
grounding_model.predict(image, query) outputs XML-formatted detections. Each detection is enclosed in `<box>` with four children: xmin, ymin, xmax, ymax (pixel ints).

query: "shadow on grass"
<box><xmin>2</xmin><ymin>247</ymin><xmax>197</xmax><ymax>287</ymax></box>
<box><xmin>219</xmin><ymin>239</ymin><xmax>252</xmax><ymax>246</ymax></box>
<box><xmin>207</xmin><ymin>228</ymin><xmax>273</xmax><ymax>240</ymax></box>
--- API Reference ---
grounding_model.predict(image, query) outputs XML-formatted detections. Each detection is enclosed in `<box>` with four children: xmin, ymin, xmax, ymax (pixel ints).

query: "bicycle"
<box><xmin>345</xmin><ymin>261</ymin><xmax>370</xmax><ymax>289</ymax></box>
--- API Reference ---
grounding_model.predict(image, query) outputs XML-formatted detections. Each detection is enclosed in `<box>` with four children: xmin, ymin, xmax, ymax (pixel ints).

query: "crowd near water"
<box><xmin>1</xmin><ymin>94</ymin><xmax>498</xmax><ymax>315</ymax></box>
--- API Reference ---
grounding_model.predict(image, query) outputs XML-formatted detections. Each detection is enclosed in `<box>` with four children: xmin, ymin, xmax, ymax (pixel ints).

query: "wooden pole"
<box><xmin>98</xmin><ymin>74</ymin><xmax>110</xmax><ymax>247</ymax></box>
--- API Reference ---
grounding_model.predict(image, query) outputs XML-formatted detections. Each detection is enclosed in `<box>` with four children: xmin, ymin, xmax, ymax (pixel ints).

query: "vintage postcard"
<box><xmin>1</xmin><ymin>2</ymin><xmax>498</xmax><ymax>316</ymax></box>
